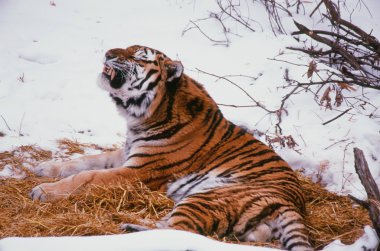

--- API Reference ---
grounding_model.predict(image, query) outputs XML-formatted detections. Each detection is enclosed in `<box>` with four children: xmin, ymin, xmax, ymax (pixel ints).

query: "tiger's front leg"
<box><xmin>33</xmin><ymin>148</ymin><xmax>126</xmax><ymax>178</ymax></box>
<box><xmin>30</xmin><ymin>166</ymin><xmax>147</xmax><ymax>201</ymax></box>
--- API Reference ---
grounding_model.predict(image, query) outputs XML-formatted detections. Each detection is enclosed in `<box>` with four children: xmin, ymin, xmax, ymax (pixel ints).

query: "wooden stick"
<box><xmin>351</xmin><ymin>147</ymin><xmax>380</xmax><ymax>242</ymax></box>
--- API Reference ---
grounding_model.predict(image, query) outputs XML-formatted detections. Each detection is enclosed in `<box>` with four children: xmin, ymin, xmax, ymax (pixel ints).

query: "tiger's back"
<box><xmin>118</xmin><ymin>67</ymin><xmax>310</xmax><ymax>250</ymax></box>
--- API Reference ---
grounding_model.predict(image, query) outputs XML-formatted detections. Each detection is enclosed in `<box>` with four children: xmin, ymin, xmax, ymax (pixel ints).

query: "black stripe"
<box><xmin>127</xmin><ymin>159</ymin><xmax>164</xmax><ymax>169</ymax></box>
<box><xmin>241</xmin><ymin>166</ymin><xmax>292</xmax><ymax>180</ymax></box>
<box><xmin>181</xmin><ymin>176</ymin><xmax>209</xmax><ymax>197</ymax></box>
<box><xmin>278</xmin><ymin>208</ymin><xmax>299</xmax><ymax>218</ymax></box>
<box><xmin>179</xmin><ymin>202</ymin><xmax>209</xmax><ymax>216</ymax></box>
<box><xmin>135</xmin><ymin>69</ymin><xmax>159</xmax><ymax>90</ymax></box>
<box><xmin>133</xmin><ymin>123</ymin><xmax>185</xmax><ymax>142</ymax></box>
<box><xmin>147</xmin><ymin>75</ymin><xmax>161</xmax><ymax>90</ymax></box>
<box><xmin>239</xmin><ymin>156</ymin><xmax>285</xmax><ymax>173</ymax></box>
<box><xmin>169</xmin><ymin>175</ymin><xmax>202</xmax><ymax>196</ymax></box>
<box><xmin>287</xmin><ymin>241</ymin><xmax>311</xmax><ymax>250</ymax></box>
<box><xmin>211</xmin><ymin>219</ymin><xmax>220</xmax><ymax>234</ymax></box>
<box><xmin>154</xmin><ymin>110</ymin><xmax>223</xmax><ymax>171</ymax></box>
<box><xmin>127</xmin><ymin>141</ymin><xmax>190</xmax><ymax>160</ymax></box>
<box><xmin>241</xmin><ymin>203</ymin><xmax>283</xmax><ymax>236</ymax></box>
<box><xmin>111</xmin><ymin>93</ymin><xmax>151</xmax><ymax>111</ymax></box>
<box><xmin>203</xmin><ymin>139</ymin><xmax>261</xmax><ymax>173</ymax></box>
<box><xmin>187</xmin><ymin>97</ymin><xmax>204</xmax><ymax>117</ymax></box>
<box><xmin>170</xmin><ymin>212</ymin><xmax>205</xmax><ymax>235</ymax></box>
<box><xmin>282</xmin><ymin>219</ymin><xmax>301</xmax><ymax>230</ymax></box>
<box><xmin>217</xmin><ymin>155</ymin><xmax>283</xmax><ymax>178</ymax></box>
<box><xmin>148</xmin><ymin>79</ymin><xmax>179</xmax><ymax>129</ymax></box>
<box><xmin>285</xmin><ymin>227</ymin><xmax>306</xmax><ymax>236</ymax></box>
<box><xmin>225</xmin><ymin>206</ymin><xmax>237</xmax><ymax>235</ymax></box>
<box><xmin>283</xmin><ymin>234</ymin><xmax>307</xmax><ymax>248</ymax></box>
<box><xmin>240</xmin><ymin>149</ymin><xmax>274</xmax><ymax>160</ymax></box>
<box><xmin>126</xmin><ymin>93</ymin><xmax>147</xmax><ymax>108</ymax></box>
<box><xmin>173</xmin><ymin>220</ymin><xmax>195</xmax><ymax>231</ymax></box>
<box><xmin>236</xmin><ymin>196</ymin><xmax>267</xmax><ymax>222</ymax></box>
<box><xmin>202</xmin><ymin>108</ymin><xmax>214</xmax><ymax>126</ymax></box>
<box><xmin>199</xmin><ymin>129</ymin><xmax>255</xmax><ymax>168</ymax></box>
<box><xmin>254</xmin><ymin>184</ymin><xmax>302</xmax><ymax>208</ymax></box>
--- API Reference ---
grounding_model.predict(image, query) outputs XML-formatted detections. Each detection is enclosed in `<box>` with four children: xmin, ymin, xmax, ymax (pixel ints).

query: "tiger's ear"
<box><xmin>165</xmin><ymin>60</ymin><xmax>183</xmax><ymax>82</ymax></box>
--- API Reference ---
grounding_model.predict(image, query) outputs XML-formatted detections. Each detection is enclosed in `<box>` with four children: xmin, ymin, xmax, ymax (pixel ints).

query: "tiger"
<box><xmin>30</xmin><ymin>45</ymin><xmax>313</xmax><ymax>251</ymax></box>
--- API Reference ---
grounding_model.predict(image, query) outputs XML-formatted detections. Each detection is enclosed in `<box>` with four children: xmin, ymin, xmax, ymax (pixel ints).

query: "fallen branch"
<box><xmin>349</xmin><ymin>147</ymin><xmax>380</xmax><ymax>243</ymax></box>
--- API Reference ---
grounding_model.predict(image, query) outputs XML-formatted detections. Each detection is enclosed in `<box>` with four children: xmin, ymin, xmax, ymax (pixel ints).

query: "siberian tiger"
<box><xmin>30</xmin><ymin>45</ymin><xmax>313</xmax><ymax>251</ymax></box>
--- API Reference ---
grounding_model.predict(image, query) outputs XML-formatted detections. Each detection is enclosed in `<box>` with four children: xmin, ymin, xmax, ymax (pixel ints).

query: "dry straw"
<box><xmin>0</xmin><ymin>140</ymin><xmax>371</xmax><ymax>249</ymax></box>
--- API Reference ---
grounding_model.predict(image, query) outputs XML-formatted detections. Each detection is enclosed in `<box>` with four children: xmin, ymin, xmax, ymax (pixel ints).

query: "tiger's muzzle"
<box><xmin>102</xmin><ymin>65</ymin><xmax>126</xmax><ymax>89</ymax></box>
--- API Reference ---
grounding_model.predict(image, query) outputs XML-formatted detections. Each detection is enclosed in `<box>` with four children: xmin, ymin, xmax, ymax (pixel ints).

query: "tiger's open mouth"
<box><xmin>102</xmin><ymin>65</ymin><xmax>126</xmax><ymax>89</ymax></box>
<box><xmin>103</xmin><ymin>65</ymin><xmax>116</xmax><ymax>81</ymax></box>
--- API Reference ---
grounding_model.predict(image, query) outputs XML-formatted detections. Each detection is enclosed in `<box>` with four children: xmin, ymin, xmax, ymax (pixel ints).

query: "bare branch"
<box><xmin>322</xmin><ymin>108</ymin><xmax>352</xmax><ymax>125</ymax></box>
<box><xmin>195</xmin><ymin>68</ymin><xmax>274</xmax><ymax>113</ymax></box>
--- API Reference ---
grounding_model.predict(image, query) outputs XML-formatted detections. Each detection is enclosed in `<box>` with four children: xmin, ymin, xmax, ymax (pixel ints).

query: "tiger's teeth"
<box><xmin>103</xmin><ymin>66</ymin><xmax>111</xmax><ymax>75</ymax></box>
<box><xmin>110</xmin><ymin>68</ymin><xmax>116</xmax><ymax>80</ymax></box>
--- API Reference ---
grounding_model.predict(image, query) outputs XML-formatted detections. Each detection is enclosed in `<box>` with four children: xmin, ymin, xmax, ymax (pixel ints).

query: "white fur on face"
<box><xmin>97</xmin><ymin>56</ymin><xmax>160</xmax><ymax>119</ymax></box>
<box><xmin>133</xmin><ymin>48</ymin><xmax>157</xmax><ymax>61</ymax></box>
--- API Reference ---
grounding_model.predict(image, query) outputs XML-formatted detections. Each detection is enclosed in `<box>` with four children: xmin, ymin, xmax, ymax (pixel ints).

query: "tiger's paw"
<box><xmin>30</xmin><ymin>182</ymin><xmax>70</xmax><ymax>202</ymax></box>
<box><xmin>33</xmin><ymin>161</ymin><xmax>63</xmax><ymax>177</ymax></box>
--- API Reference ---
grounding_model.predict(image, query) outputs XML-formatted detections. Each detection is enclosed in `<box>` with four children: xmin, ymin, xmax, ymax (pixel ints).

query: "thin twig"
<box><xmin>183</xmin><ymin>20</ymin><xmax>229</xmax><ymax>46</ymax></box>
<box><xmin>195</xmin><ymin>68</ymin><xmax>274</xmax><ymax>113</ymax></box>
<box><xmin>217</xmin><ymin>103</ymin><xmax>262</xmax><ymax>108</ymax></box>
<box><xmin>309</xmin><ymin>0</ymin><xmax>323</xmax><ymax>17</ymax></box>
<box><xmin>18</xmin><ymin>112</ymin><xmax>26</xmax><ymax>136</ymax></box>
<box><xmin>1</xmin><ymin>115</ymin><xmax>12</xmax><ymax>131</ymax></box>
<box><xmin>323</xmin><ymin>138</ymin><xmax>350</xmax><ymax>150</ymax></box>
<box><xmin>322</xmin><ymin>108</ymin><xmax>352</xmax><ymax>125</ymax></box>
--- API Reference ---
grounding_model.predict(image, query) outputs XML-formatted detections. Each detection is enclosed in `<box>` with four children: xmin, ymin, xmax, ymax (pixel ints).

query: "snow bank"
<box><xmin>0</xmin><ymin>229</ymin><xmax>280</xmax><ymax>251</ymax></box>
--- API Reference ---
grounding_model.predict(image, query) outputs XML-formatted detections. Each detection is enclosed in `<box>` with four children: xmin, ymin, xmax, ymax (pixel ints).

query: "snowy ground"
<box><xmin>0</xmin><ymin>227</ymin><xmax>379</xmax><ymax>251</ymax></box>
<box><xmin>0</xmin><ymin>0</ymin><xmax>380</xmax><ymax>250</ymax></box>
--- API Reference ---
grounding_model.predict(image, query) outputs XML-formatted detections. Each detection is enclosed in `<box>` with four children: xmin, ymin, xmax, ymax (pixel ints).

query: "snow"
<box><xmin>322</xmin><ymin>226</ymin><xmax>379</xmax><ymax>251</ymax></box>
<box><xmin>0</xmin><ymin>0</ymin><xmax>379</xmax><ymax>250</ymax></box>
<box><xmin>0</xmin><ymin>227</ymin><xmax>378</xmax><ymax>251</ymax></box>
<box><xmin>0</xmin><ymin>229</ymin><xmax>280</xmax><ymax>251</ymax></box>
<box><xmin>0</xmin><ymin>164</ymin><xmax>25</xmax><ymax>179</ymax></box>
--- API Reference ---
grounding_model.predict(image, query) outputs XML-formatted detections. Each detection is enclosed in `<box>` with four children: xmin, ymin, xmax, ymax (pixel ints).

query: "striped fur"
<box><xmin>31</xmin><ymin>45</ymin><xmax>313</xmax><ymax>251</ymax></box>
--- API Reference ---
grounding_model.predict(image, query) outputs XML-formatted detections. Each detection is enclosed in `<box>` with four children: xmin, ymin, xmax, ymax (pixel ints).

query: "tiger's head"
<box><xmin>98</xmin><ymin>45</ymin><xmax>183</xmax><ymax>118</ymax></box>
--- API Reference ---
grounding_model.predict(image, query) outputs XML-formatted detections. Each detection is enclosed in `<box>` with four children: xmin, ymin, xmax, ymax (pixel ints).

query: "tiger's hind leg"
<box><xmin>121</xmin><ymin>192</ymin><xmax>230</xmax><ymax>236</ymax></box>
<box><xmin>270</xmin><ymin>207</ymin><xmax>313</xmax><ymax>251</ymax></box>
<box><xmin>228</xmin><ymin>192</ymin><xmax>313</xmax><ymax>251</ymax></box>
<box><xmin>236</xmin><ymin>203</ymin><xmax>313</xmax><ymax>251</ymax></box>
<box><xmin>161</xmin><ymin>193</ymin><xmax>231</xmax><ymax>236</ymax></box>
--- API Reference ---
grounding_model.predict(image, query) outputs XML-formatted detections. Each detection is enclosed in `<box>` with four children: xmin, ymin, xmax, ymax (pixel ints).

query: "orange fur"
<box><xmin>31</xmin><ymin>46</ymin><xmax>313</xmax><ymax>251</ymax></box>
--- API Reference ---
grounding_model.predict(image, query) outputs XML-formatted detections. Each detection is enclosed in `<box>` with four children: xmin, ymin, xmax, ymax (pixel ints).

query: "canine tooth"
<box><xmin>103</xmin><ymin>66</ymin><xmax>110</xmax><ymax>75</ymax></box>
<box><xmin>111</xmin><ymin>69</ymin><xmax>116</xmax><ymax>80</ymax></box>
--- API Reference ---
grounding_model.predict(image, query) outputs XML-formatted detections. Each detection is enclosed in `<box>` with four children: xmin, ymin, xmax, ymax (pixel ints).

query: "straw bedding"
<box><xmin>0</xmin><ymin>140</ymin><xmax>371</xmax><ymax>249</ymax></box>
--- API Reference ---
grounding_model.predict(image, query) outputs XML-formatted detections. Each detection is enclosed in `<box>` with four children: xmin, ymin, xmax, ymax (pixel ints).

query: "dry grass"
<box><xmin>0</xmin><ymin>140</ymin><xmax>371</xmax><ymax>249</ymax></box>
<box><xmin>300</xmin><ymin>174</ymin><xmax>371</xmax><ymax>249</ymax></box>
